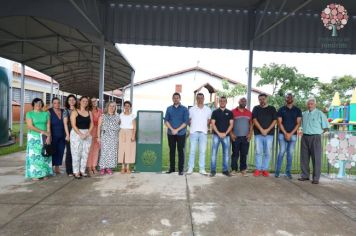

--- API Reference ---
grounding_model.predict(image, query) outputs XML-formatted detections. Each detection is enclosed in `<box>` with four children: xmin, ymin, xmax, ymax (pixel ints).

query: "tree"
<box><xmin>319</xmin><ymin>75</ymin><xmax>356</xmax><ymax>104</ymax></box>
<box><xmin>216</xmin><ymin>80</ymin><xmax>246</xmax><ymax>98</ymax></box>
<box><xmin>208</xmin><ymin>80</ymin><xmax>246</xmax><ymax>109</ymax></box>
<box><xmin>253</xmin><ymin>63</ymin><xmax>320</xmax><ymax>109</ymax></box>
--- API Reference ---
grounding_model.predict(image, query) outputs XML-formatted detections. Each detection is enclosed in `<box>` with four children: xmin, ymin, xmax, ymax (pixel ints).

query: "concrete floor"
<box><xmin>0</xmin><ymin>152</ymin><xmax>356</xmax><ymax>236</ymax></box>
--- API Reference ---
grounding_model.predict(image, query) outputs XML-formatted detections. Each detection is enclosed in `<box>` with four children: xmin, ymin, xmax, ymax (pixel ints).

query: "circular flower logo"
<box><xmin>321</xmin><ymin>3</ymin><xmax>348</xmax><ymax>36</ymax></box>
<box><xmin>141</xmin><ymin>150</ymin><xmax>157</xmax><ymax>166</ymax></box>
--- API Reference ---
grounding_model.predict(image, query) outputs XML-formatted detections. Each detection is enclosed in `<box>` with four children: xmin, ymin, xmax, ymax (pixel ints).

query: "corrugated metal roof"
<box><xmin>0</xmin><ymin>16</ymin><xmax>133</xmax><ymax>97</ymax></box>
<box><xmin>107</xmin><ymin>1</ymin><xmax>356</xmax><ymax>54</ymax></box>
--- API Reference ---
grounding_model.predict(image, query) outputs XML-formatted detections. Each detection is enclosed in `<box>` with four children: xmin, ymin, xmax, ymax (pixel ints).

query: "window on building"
<box><xmin>46</xmin><ymin>93</ymin><xmax>59</xmax><ymax>105</ymax></box>
<box><xmin>12</xmin><ymin>88</ymin><xmax>20</xmax><ymax>103</ymax></box>
<box><xmin>175</xmin><ymin>84</ymin><xmax>182</xmax><ymax>93</ymax></box>
<box><xmin>12</xmin><ymin>88</ymin><xmax>43</xmax><ymax>103</ymax></box>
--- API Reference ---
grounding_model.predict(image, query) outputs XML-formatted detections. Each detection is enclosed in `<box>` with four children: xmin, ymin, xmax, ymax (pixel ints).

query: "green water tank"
<box><xmin>0</xmin><ymin>67</ymin><xmax>9</xmax><ymax>145</ymax></box>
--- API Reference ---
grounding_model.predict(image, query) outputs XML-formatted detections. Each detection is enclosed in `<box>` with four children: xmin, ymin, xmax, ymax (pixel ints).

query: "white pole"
<box><xmin>99</xmin><ymin>46</ymin><xmax>105</xmax><ymax>109</ymax></box>
<box><xmin>19</xmin><ymin>64</ymin><xmax>25</xmax><ymax>147</ymax></box>
<box><xmin>247</xmin><ymin>41</ymin><xmax>254</xmax><ymax>110</ymax></box>
<box><xmin>130</xmin><ymin>71</ymin><xmax>135</xmax><ymax>105</ymax></box>
<box><xmin>50</xmin><ymin>77</ymin><xmax>53</xmax><ymax>105</ymax></box>
<box><xmin>121</xmin><ymin>90</ymin><xmax>124</xmax><ymax>114</ymax></box>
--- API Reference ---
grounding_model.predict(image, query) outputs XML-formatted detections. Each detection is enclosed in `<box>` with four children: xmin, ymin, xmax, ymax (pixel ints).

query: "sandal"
<box><xmin>74</xmin><ymin>174</ymin><xmax>81</xmax><ymax>179</ymax></box>
<box><xmin>100</xmin><ymin>169</ymin><xmax>106</xmax><ymax>175</ymax></box>
<box><xmin>80</xmin><ymin>172</ymin><xmax>89</xmax><ymax>178</ymax></box>
<box><xmin>89</xmin><ymin>169</ymin><xmax>96</xmax><ymax>177</ymax></box>
<box><xmin>106</xmin><ymin>168</ymin><xmax>113</xmax><ymax>175</ymax></box>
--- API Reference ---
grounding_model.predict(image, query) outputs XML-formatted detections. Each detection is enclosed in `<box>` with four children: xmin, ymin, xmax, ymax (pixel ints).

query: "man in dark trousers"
<box><xmin>299</xmin><ymin>97</ymin><xmax>329</xmax><ymax>184</ymax></box>
<box><xmin>230</xmin><ymin>97</ymin><xmax>253</xmax><ymax>177</ymax></box>
<box><xmin>164</xmin><ymin>92</ymin><xmax>189</xmax><ymax>175</ymax></box>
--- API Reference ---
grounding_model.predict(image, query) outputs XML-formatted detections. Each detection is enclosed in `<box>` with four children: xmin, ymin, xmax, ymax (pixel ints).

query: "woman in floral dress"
<box><xmin>25</xmin><ymin>98</ymin><xmax>53</xmax><ymax>180</ymax></box>
<box><xmin>97</xmin><ymin>101</ymin><xmax>120</xmax><ymax>175</ymax></box>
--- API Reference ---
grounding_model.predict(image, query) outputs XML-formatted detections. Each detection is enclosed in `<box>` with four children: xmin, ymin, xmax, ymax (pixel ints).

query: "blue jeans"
<box><xmin>211</xmin><ymin>134</ymin><xmax>230</xmax><ymax>173</ymax></box>
<box><xmin>188</xmin><ymin>132</ymin><xmax>208</xmax><ymax>171</ymax></box>
<box><xmin>255</xmin><ymin>135</ymin><xmax>274</xmax><ymax>171</ymax></box>
<box><xmin>276</xmin><ymin>133</ymin><xmax>297</xmax><ymax>176</ymax></box>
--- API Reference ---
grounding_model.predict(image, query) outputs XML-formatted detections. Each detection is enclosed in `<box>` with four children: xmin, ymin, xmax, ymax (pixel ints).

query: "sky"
<box><xmin>117</xmin><ymin>44</ymin><xmax>356</xmax><ymax>94</ymax></box>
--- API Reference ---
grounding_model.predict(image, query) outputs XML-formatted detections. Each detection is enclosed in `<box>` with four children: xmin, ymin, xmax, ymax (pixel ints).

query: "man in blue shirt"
<box><xmin>275</xmin><ymin>93</ymin><xmax>302</xmax><ymax>179</ymax></box>
<box><xmin>164</xmin><ymin>93</ymin><xmax>189</xmax><ymax>175</ymax></box>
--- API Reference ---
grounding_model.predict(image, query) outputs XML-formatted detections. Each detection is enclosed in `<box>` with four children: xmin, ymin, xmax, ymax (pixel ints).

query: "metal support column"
<box><xmin>50</xmin><ymin>77</ymin><xmax>53</xmax><ymax>104</ymax></box>
<box><xmin>247</xmin><ymin>41</ymin><xmax>254</xmax><ymax>110</ymax></box>
<box><xmin>99</xmin><ymin>46</ymin><xmax>105</xmax><ymax>109</ymax></box>
<box><xmin>19</xmin><ymin>63</ymin><xmax>25</xmax><ymax>147</ymax></box>
<box><xmin>129</xmin><ymin>71</ymin><xmax>135</xmax><ymax>105</ymax></box>
<box><xmin>8</xmin><ymin>73</ymin><xmax>13</xmax><ymax>129</ymax></box>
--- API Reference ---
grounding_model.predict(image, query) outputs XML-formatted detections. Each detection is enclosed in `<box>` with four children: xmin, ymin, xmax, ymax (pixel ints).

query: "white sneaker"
<box><xmin>186</xmin><ymin>169</ymin><xmax>193</xmax><ymax>175</ymax></box>
<box><xmin>199</xmin><ymin>170</ymin><xmax>208</xmax><ymax>176</ymax></box>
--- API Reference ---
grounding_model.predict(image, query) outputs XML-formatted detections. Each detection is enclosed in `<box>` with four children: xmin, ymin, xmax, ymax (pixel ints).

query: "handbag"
<box><xmin>41</xmin><ymin>134</ymin><xmax>54</xmax><ymax>157</ymax></box>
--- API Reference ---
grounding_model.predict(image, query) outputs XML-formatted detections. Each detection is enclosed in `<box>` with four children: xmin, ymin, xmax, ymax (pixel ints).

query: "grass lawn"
<box><xmin>2</xmin><ymin>124</ymin><xmax>355</xmax><ymax>175</ymax></box>
<box><xmin>0</xmin><ymin>123</ymin><xmax>27</xmax><ymax>156</ymax></box>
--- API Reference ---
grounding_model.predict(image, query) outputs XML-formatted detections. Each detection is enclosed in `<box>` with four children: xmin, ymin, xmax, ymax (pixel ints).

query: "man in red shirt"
<box><xmin>230</xmin><ymin>97</ymin><xmax>253</xmax><ymax>176</ymax></box>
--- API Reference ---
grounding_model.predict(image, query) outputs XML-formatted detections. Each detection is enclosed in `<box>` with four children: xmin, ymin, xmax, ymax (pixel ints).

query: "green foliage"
<box><xmin>216</xmin><ymin>80</ymin><xmax>246</xmax><ymax>98</ymax></box>
<box><xmin>254</xmin><ymin>63</ymin><xmax>320</xmax><ymax>109</ymax></box>
<box><xmin>319</xmin><ymin>75</ymin><xmax>356</xmax><ymax>104</ymax></box>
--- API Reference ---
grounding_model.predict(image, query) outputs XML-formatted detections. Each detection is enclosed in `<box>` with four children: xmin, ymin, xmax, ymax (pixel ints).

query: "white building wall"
<box><xmin>124</xmin><ymin>70</ymin><xmax>261</xmax><ymax>114</ymax></box>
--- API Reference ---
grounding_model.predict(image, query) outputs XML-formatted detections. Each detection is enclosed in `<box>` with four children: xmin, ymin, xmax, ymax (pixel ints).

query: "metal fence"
<box><xmin>180</xmin><ymin>127</ymin><xmax>356</xmax><ymax>176</ymax></box>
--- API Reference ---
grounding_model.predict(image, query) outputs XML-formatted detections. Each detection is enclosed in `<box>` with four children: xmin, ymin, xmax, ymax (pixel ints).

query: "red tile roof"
<box><xmin>122</xmin><ymin>66</ymin><xmax>267</xmax><ymax>94</ymax></box>
<box><xmin>12</xmin><ymin>63</ymin><xmax>58</xmax><ymax>85</ymax></box>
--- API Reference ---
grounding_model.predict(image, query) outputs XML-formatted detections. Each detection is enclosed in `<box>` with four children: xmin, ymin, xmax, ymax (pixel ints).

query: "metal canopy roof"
<box><xmin>106</xmin><ymin>0</ymin><xmax>356</xmax><ymax>54</ymax></box>
<box><xmin>0</xmin><ymin>0</ymin><xmax>355</xmax><ymax>98</ymax></box>
<box><xmin>1</xmin><ymin>0</ymin><xmax>355</xmax><ymax>58</ymax></box>
<box><xmin>110</xmin><ymin>0</ymin><xmax>356</xmax><ymax>13</ymax></box>
<box><xmin>0</xmin><ymin>2</ymin><xmax>133</xmax><ymax>97</ymax></box>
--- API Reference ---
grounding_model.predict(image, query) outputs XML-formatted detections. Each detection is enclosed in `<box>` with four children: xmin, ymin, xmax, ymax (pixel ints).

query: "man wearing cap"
<box><xmin>275</xmin><ymin>93</ymin><xmax>302</xmax><ymax>179</ymax></box>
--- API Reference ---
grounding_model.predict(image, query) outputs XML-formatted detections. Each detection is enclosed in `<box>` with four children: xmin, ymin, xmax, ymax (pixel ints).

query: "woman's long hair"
<box><xmin>77</xmin><ymin>96</ymin><xmax>90</xmax><ymax>111</ymax></box>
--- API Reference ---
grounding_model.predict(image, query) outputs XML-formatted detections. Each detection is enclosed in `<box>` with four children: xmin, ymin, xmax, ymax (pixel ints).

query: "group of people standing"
<box><xmin>25</xmin><ymin>91</ymin><xmax>328</xmax><ymax>184</ymax></box>
<box><xmin>25</xmin><ymin>95</ymin><xmax>137</xmax><ymax>181</ymax></box>
<box><xmin>165</xmin><ymin>92</ymin><xmax>328</xmax><ymax>184</ymax></box>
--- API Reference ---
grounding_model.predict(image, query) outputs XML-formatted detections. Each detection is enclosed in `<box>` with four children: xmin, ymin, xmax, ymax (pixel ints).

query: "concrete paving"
<box><xmin>0</xmin><ymin>152</ymin><xmax>356</xmax><ymax>236</ymax></box>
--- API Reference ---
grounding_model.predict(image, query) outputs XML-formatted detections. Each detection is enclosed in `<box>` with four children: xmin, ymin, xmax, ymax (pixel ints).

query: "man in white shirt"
<box><xmin>186</xmin><ymin>93</ymin><xmax>212</xmax><ymax>175</ymax></box>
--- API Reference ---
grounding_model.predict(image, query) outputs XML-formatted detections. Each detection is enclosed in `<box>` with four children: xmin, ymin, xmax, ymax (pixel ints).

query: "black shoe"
<box><xmin>222</xmin><ymin>171</ymin><xmax>232</xmax><ymax>177</ymax></box>
<box><xmin>298</xmin><ymin>177</ymin><xmax>310</xmax><ymax>181</ymax></box>
<box><xmin>312</xmin><ymin>180</ymin><xmax>319</xmax><ymax>184</ymax></box>
<box><xmin>209</xmin><ymin>172</ymin><xmax>216</xmax><ymax>177</ymax></box>
<box><xmin>166</xmin><ymin>170</ymin><xmax>175</xmax><ymax>174</ymax></box>
<box><xmin>178</xmin><ymin>172</ymin><xmax>183</xmax><ymax>176</ymax></box>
